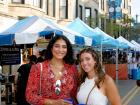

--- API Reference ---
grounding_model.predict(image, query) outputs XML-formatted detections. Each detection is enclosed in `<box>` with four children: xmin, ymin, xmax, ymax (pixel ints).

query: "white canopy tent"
<box><xmin>0</xmin><ymin>16</ymin><xmax>92</xmax><ymax>46</ymax></box>
<box><xmin>117</xmin><ymin>36</ymin><xmax>139</xmax><ymax>51</ymax></box>
<box><xmin>45</xmin><ymin>20</ymin><xmax>93</xmax><ymax>46</ymax></box>
<box><xmin>131</xmin><ymin>40</ymin><xmax>140</xmax><ymax>51</ymax></box>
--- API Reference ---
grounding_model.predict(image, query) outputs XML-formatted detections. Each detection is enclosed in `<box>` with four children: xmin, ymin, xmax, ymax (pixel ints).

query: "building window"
<box><xmin>123</xmin><ymin>0</ymin><xmax>128</xmax><ymax>9</ymax></box>
<box><xmin>101</xmin><ymin>18</ymin><xmax>105</xmax><ymax>31</ymax></box>
<box><xmin>48</xmin><ymin>0</ymin><xmax>55</xmax><ymax>17</ymax></box>
<box><xmin>39</xmin><ymin>0</ymin><xmax>43</xmax><ymax>9</ymax></box>
<box><xmin>128</xmin><ymin>6</ymin><xmax>131</xmax><ymax>14</ymax></box>
<box><xmin>85</xmin><ymin>7</ymin><xmax>92</xmax><ymax>26</ymax></box>
<box><xmin>60</xmin><ymin>0</ymin><xmax>68</xmax><ymax>19</ymax></box>
<box><xmin>94</xmin><ymin>9</ymin><xmax>98</xmax><ymax>27</ymax></box>
<box><xmin>12</xmin><ymin>0</ymin><xmax>24</xmax><ymax>4</ymax></box>
<box><xmin>46</xmin><ymin>0</ymin><xmax>49</xmax><ymax>15</ymax></box>
<box><xmin>33</xmin><ymin>0</ymin><xmax>40</xmax><ymax>7</ymax></box>
<box><xmin>79</xmin><ymin>5</ymin><xmax>83</xmax><ymax>20</ymax></box>
<box><xmin>76</xmin><ymin>0</ymin><xmax>78</xmax><ymax>17</ymax></box>
<box><xmin>101</xmin><ymin>0</ymin><xmax>104</xmax><ymax>10</ymax></box>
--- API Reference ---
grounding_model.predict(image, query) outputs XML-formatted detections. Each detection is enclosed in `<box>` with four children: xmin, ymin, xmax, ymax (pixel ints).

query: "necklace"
<box><xmin>55</xmin><ymin>79</ymin><xmax>61</xmax><ymax>95</ymax></box>
<box><xmin>49</xmin><ymin>61</ymin><xmax>65</xmax><ymax>80</ymax></box>
<box><xmin>52</xmin><ymin>71</ymin><xmax>63</xmax><ymax>80</ymax></box>
<box><xmin>50</xmin><ymin>65</ymin><xmax>64</xmax><ymax>80</ymax></box>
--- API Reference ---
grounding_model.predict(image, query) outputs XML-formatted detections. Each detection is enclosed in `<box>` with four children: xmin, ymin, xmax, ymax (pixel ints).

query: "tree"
<box><xmin>130</xmin><ymin>24</ymin><xmax>140</xmax><ymax>42</ymax></box>
<box><xmin>86</xmin><ymin>16</ymin><xmax>97</xmax><ymax>28</ymax></box>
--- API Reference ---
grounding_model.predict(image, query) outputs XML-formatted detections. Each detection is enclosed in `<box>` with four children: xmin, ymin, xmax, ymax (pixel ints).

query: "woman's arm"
<box><xmin>70</xmin><ymin>65</ymin><xmax>79</xmax><ymax>105</ymax></box>
<box><xmin>26</xmin><ymin>63</ymin><xmax>74</xmax><ymax>105</ymax></box>
<box><xmin>26</xmin><ymin>63</ymin><xmax>46</xmax><ymax>105</ymax></box>
<box><xmin>105</xmin><ymin>75</ymin><xmax>121</xmax><ymax>105</ymax></box>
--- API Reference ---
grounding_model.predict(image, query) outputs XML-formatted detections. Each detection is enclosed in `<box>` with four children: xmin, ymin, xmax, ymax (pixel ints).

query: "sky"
<box><xmin>131</xmin><ymin>0</ymin><xmax>140</xmax><ymax>22</ymax></box>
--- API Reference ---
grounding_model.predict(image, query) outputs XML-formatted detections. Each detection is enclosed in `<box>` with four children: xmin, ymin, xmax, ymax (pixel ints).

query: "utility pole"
<box><xmin>136</xmin><ymin>14</ymin><xmax>138</xmax><ymax>24</ymax></box>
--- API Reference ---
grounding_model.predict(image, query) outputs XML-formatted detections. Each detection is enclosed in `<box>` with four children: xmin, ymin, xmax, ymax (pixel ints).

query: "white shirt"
<box><xmin>77</xmin><ymin>77</ymin><xmax>108</xmax><ymax>105</ymax></box>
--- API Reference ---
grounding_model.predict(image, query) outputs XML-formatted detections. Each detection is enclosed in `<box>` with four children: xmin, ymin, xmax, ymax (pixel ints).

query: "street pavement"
<box><xmin>115</xmin><ymin>79</ymin><xmax>140</xmax><ymax>105</ymax></box>
<box><xmin>106</xmin><ymin>79</ymin><xmax>139</xmax><ymax>105</ymax></box>
<box><xmin>128</xmin><ymin>88</ymin><xmax>140</xmax><ymax>105</ymax></box>
<box><xmin>117</xmin><ymin>80</ymin><xmax>137</xmax><ymax>98</ymax></box>
<box><xmin>1</xmin><ymin>79</ymin><xmax>140</xmax><ymax>105</ymax></box>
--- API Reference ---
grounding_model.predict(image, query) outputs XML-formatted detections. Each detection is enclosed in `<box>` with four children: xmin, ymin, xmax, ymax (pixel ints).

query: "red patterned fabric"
<box><xmin>26</xmin><ymin>60</ymin><xmax>79</xmax><ymax>105</ymax></box>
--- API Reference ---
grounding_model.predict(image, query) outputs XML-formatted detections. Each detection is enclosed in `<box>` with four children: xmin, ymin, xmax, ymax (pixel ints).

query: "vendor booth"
<box><xmin>104</xmin><ymin>64</ymin><xmax>128</xmax><ymax>80</ymax></box>
<box><xmin>67</xmin><ymin>18</ymin><xmax>129</xmax><ymax>80</ymax></box>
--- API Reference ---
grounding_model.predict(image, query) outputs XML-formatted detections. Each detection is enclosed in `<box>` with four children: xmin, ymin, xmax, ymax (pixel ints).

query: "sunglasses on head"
<box><xmin>55</xmin><ymin>80</ymin><xmax>61</xmax><ymax>95</ymax></box>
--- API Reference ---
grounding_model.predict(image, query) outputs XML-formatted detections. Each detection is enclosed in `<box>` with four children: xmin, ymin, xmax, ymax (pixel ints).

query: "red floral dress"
<box><xmin>26</xmin><ymin>60</ymin><xmax>79</xmax><ymax>105</ymax></box>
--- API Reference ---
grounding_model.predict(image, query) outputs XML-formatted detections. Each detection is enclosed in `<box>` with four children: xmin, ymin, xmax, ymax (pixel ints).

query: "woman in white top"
<box><xmin>77</xmin><ymin>48</ymin><xmax>121</xmax><ymax>105</ymax></box>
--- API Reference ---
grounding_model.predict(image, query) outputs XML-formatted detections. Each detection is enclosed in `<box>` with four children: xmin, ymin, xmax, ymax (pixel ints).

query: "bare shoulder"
<box><xmin>103</xmin><ymin>74</ymin><xmax>116</xmax><ymax>89</ymax></box>
<box><xmin>103</xmin><ymin>75</ymin><xmax>121</xmax><ymax>105</ymax></box>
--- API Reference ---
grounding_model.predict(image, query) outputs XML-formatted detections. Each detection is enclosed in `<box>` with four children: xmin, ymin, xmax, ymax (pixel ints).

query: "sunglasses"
<box><xmin>55</xmin><ymin>80</ymin><xmax>61</xmax><ymax>95</ymax></box>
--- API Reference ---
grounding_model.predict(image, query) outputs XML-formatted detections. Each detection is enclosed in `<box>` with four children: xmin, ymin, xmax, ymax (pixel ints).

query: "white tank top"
<box><xmin>77</xmin><ymin>77</ymin><xmax>108</xmax><ymax>105</ymax></box>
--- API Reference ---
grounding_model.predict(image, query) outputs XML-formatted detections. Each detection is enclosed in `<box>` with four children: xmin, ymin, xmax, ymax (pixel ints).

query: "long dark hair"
<box><xmin>79</xmin><ymin>47</ymin><xmax>105</xmax><ymax>88</ymax></box>
<box><xmin>45</xmin><ymin>35</ymin><xmax>75</xmax><ymax>65</ymax></box>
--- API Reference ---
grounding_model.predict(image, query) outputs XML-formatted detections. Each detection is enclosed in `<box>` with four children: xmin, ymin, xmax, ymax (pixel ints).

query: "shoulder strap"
<box><xmin>85</xmin><ymin>84</ymin><xmax>96</xmax><ymax>105</ymax></box>
<box><xmin>39</xmin><ymin>63</ymin><xmax>43</xmax><ymax>95</ymax></box>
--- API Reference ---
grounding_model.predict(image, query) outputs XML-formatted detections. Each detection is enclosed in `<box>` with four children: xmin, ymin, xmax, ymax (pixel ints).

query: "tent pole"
<box><xmin>126</xmin><ymin>48</ymin><xmax>130</xmax><ymax>79</ymax></box>
<box><xmin>116</xmin><ymin>46</ymin><xmax>119</xmax><ymax>84</ymax></box>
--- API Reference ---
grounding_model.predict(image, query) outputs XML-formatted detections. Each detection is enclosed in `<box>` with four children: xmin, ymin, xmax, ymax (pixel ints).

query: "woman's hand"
<box><xmin>45</xmin><ymin>99</ymin><xmax>73</xmax><ymax>105</ymax></box>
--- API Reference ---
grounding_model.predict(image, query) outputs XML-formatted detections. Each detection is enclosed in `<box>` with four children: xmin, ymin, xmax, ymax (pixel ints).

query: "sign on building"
<box><xmin>0</xmin><ymin>46</ymin><xmax>21</xmax><ymax>65</ymax></box>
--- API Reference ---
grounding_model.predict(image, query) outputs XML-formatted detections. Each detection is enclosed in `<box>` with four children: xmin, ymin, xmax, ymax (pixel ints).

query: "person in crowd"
<box><xmin>37</xmin><ymin>49</ymin><xmax>47</xmax><ymax>63</ymax></box>
<box><xmin>110</xmin><ymin>54</ymin><xmax>116</xmax><ymax>64</ymax></box>
<box><xmin>77</xmin><ymin>47</ymin><xmax>121</xmax><ymax>105</ymax></box>
<box><xmin>132</xmin><ymin>53</ymin><xmax>137</xmax><ymax>69</ymax></box>
<box><xmin>33</xmin><ymin>47</ymin><xmax>43</xmax><ymax>62</ymax></box>
<box><xmin>33</xmin><ymin>47</ymin><xmax>40</xmax><ymax>58</ymax></box>
<box><xmin>16</xmin><ymin>55</ymin><xmax>37</xmax><ymax>105</ymax></box>
<box><xmin>26</xmin><ymin>35</ymin><xmax>79</xmax><ymax>105</ymax></box>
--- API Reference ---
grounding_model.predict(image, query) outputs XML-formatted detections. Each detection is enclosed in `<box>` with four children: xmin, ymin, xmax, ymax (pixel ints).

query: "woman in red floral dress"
<box><xmin>26</xmin><ymin>35</ymin><xmax>79</xmax><ymax>105</ymax></box>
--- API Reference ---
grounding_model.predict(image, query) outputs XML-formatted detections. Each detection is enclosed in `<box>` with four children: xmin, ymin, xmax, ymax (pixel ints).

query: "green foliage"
<box><xmin>102</xmin><ymin>15</ymin><xmax>131</xmax><ymax>38</ymax></box>
<box><xmin>86</xmin><ymin>14</ymin><xmax>132</xmax><ymax>39</ymax></box>
<box><xmin>86</xmin><ymin>16</ymin><xmax>97</xmax><ymax>28</ymax></box>
<box><xmin>130</xmin><ymin>25</ymin><xmax>140</xmax><ymax>41</ymax></box>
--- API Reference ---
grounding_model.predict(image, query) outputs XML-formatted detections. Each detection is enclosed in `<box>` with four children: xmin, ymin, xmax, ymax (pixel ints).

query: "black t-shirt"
<box><xmin>16</xmin><ymin>63</ymin><xmax>31</xmax><ymax>105</ymax></box>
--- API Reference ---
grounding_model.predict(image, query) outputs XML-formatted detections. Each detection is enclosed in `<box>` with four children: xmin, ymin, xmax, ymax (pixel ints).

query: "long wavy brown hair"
<box><xmin>79</xmin><ymin>47</ymin><xmax>105</xmax><ymax>88</ymax></box>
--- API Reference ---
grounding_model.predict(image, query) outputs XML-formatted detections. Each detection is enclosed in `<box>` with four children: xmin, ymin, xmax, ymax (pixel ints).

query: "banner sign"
<box><xmin>0</xmin><ymin>46</ymin><xmax>21</xmax><ymax>65</ymax></box>
<box><xmin>108</xmin><ymin>0</ymin><xmax>122</xmax><ymax>19</ymax></box>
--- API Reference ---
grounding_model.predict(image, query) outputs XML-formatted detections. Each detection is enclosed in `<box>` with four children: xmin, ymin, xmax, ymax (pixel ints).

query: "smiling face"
<box><xmin>79</xmin><ymin>48</ymin><xmax>105</xmax><ymax>83</ymax></box>
<box><xmin>51</xmin><ymin>39</ymin><xmax>67</xmax><ymax>60</ymax></box>
<box><xmin>80</xmin><ymin>52</ymin><xmax>96</xmax><ymax>76</ymax></box>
